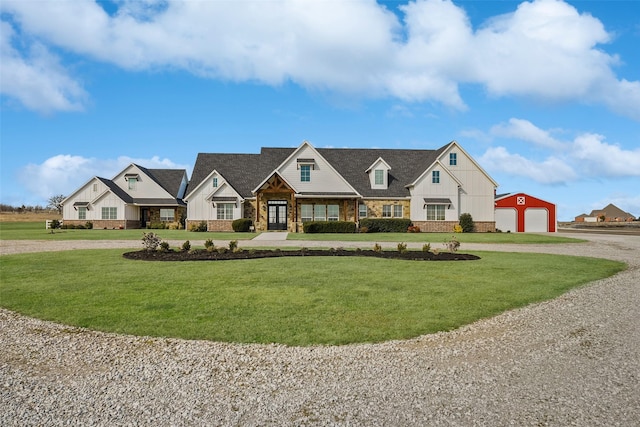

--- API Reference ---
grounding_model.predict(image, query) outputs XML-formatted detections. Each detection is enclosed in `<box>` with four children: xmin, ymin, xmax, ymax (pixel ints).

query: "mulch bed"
<box><xmin>123</xmin><ymin>249</ymin><xmax>480</xmax><ymax>261</ymax></box>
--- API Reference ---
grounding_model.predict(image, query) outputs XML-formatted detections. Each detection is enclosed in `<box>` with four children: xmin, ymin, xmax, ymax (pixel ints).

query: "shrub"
<box><xmin>85</xmin><ymin>221</ymin><xmax>93</xmax><ymax>229</ymax></box>
<box><xmin>232</xmin><ymin>218</ymin><xmax>253</xmax><ymax>232</ymax></box>
<box><xmin>190</xmin><ymin>221</ymin><xmax>208</xmax><ymax>232</ymax></box>
<box><xmin>422</xmin><ymin>243</ymin><xmax>431</xmax><ymax>253</ymax></box>
<box><xmin>407</xmin><ymin>225</ymin><xmax>421</xmax><ymax>233</ymax></box>
<box><xmin>444</xmin><ymin>236</ymin><xmax>460</xmax><ymax>252</ymax></box>
<box><xmin>359</xmin><ymin>218</ymin><xmax>412</xmax><ymax>233</ymax></box>
<box><xmin>397</xmin><ymin>242</ymin><xmax>407</xmax><ymax>253</ymax></box>
<box><xmin>181</xmin><ymin>240</ymin><xmax>191</xmax><ymax>252</ymax></box>
<box><xmin>142</xmin><ymin>232</ymin><xmax>161</xmax><ymax>251</ymax></box>
<box><xmin>217</xmin><ymin>247</ymin><xmax>227</xmax><ymax>254</ymax></box>
<box><xmin>459</xmin><ymin>213</ymin><xmax>475</xmax><ymax>233</ymax></box>
<box><xmin>303</xmin><ymin>221</ymin><xmax>356</xmax><ymax>233</ymax></box>
<box><xmin>50</xmin><ymin>219</ymin><xmax>61</xmax><ymax>229</ymax></box>
<box><xmin>159</xmin><ymin>241</ymin><xmax>171</xmax><ymax>252</ymax></box>
<box><xmin>75</xmin><ymin>224</ymin><xmax>85</xmax><ymax>229</ymax></box>
<box><xmin>204</xmin><ymin>239</ymin><xmax>215</xmax><ymax>250</ymax></box>
<box><xmin>359</xmin><ymin>226</ymin><xmax>369</xmax><ymax>233</ymax></box>
<box><xmin>228</xmin><ymin>240</ymin><xmax>238</xmax><ymax>252</ymax></box>
<box><xmin>149</xmin><ymin>222</ymin><xmax>167</xmax><ymax>229</ymax></box>
<box><xmin>373</xmin><ymin>243</ymin><xmax>382</xmax><ymax>253</ymax></box>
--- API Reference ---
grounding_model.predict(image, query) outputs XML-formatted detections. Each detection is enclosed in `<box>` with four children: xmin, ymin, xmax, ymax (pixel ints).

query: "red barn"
<box><xmin>495</xmin><ymin>193</ymin><xmax>557</xmax><ymax>233</ymax></box>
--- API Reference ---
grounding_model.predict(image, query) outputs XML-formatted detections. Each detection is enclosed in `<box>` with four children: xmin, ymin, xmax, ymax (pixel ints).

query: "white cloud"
<box><xmin>490</xmin><ymin>118</ymin><xmax>564</xmax><ymax>149</ymax></box>
<box><xmin>18</xmin><ymin>154</ymin><xmax>190</xmax><ymax>201</ymax></box>
<box><xmin>479</xmin><ymin>119</ymin><xmax>640</xmax><ymax>183</ymax></box>
<box><xmin>1</xmin><ymin>0</ymin><xmax>639</xmax><ymax>118</ymax></box>
<box><xmin>571</xmin><ymin>133</ymin><xmax>640</xmax><ymax>177</ymax></box>
<box><xmin>479</xmin><ymin>146</ymin><xmax>576</xmax><ymax>184</ymax></box>
<box><xmin>0</xmin><ymin>21</ymin><xmax>87</xmax><ymax>114</ymax></box>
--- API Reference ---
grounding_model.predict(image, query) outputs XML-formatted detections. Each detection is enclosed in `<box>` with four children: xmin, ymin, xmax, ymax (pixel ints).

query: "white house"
<box><xmin>62</xmin><ymin>164</ymin><xmax>188</xmax><ymax>229</ymax></box>
<box><xmin>184</xmin><ymin>141</ymin><xmax>498</xmax><ymax>232</ymax></box>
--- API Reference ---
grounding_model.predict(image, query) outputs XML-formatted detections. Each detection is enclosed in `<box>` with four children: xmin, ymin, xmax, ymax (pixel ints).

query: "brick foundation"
<box><xmin>412</xmin><ymin>221</ymin><xmax>496</xmax><ymax>233</ymax></box>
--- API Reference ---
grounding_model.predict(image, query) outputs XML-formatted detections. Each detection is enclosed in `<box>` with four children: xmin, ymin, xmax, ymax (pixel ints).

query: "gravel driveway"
<box><xmin>1</xmin><ymin>233</ymin><xmax>638</xmax><ymax>426</ymax></box>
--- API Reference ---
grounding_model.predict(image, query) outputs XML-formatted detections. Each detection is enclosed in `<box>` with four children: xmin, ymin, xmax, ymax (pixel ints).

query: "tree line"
<box><xmin>1</xmin><ymin>195</ymin><xmax>65</xmax><ymax>214</ymax></box>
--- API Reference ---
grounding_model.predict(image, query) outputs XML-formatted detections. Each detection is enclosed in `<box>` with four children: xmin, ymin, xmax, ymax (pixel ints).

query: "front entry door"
<box><xmin>267</xmin><ymin>200</ymin><xmax>287</xmax><ymax>231</ymax></box>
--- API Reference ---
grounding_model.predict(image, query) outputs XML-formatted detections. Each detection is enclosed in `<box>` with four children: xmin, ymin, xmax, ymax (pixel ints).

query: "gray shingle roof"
<box><xmin>136</xmin><ymin>165</ymin><xmax>186</xmax><ymax>199</ymax></box>
<box><xmin>188</xmin><ymin>144</ymin><xmax>451</xmax><ymax>198</ymax></box>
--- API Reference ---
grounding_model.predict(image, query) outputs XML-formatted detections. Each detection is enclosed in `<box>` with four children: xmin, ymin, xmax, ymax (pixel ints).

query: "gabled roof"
<box><xmin>187</xmin><ymin>149</ymin><xmax>293</xmax><ymax>198</ymax></box>
<box><xmin>589</xmin><ymin>203</ymin><xmax>635</xmax><ymax>219</ymax></box>
<box><xmin>133</xmin><ymin>164</ymin><xmax>187</xmax><ymax>198</ymax></box>
<box><xmin>188</xmin><ymin>141</ymin><xmax>495</xmax><ymax>199</ymax></box>
<box><xmin>318</xmin><ymin>147</ymin><xmax>445</xmax><ymax>197</ymax></box>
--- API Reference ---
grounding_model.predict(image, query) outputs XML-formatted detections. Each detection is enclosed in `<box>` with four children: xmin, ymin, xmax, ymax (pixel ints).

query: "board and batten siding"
<box><xmin>112</xmin><ymin>166</ymin><xmax>172</xmax><ymax>199</ymax></box>
<box><xmin>62</xmin><ymin>178</ymin><xmax>111</xmax><ymax>221</ymax></box>
<box><xmin>186</xmin><ymin>176</ymin><xmax>243</xmax><ymax>221</ymax></box>
<box><xmin>439</xmin><ymin>145</ymin><xmax>495</xmax><ymax>222</ymax></box>
<box><xmin>277</xmin><ymin>144</ymin><xmax>354</xmax><ymax>194</ymax></box>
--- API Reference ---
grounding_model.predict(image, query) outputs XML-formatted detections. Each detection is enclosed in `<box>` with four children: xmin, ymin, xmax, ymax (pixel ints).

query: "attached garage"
<box><xmin>495</xmin><ymin>193</ymin><xmax>556</xmax><ymax>233</ymax></box>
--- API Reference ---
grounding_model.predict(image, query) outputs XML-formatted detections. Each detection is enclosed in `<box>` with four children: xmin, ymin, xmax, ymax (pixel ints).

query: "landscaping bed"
<box><xmin>123</xmin><ymin>248</ymin><xmax>480</xmax><ymax>261</ymax></box>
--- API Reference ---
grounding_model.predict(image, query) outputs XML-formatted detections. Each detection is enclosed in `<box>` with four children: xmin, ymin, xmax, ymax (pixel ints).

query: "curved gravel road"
<box><xmin>1</xmin><ymin>233</ymin><xmax>638</xmax><ymax>426</ymax></box>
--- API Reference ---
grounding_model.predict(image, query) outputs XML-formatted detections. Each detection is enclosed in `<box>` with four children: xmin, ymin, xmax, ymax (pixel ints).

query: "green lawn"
<box><xmin>287</xmin><ymin>232</ymin><xmax>585</xmax><ymax>244</ymax></box>
<box><xmin>0</xmin><ymin>221</ymin><xmax>254</xmax><ymax>241</ymax></box>
<box><xmin>0</xmin><ymin>249</ymin><xmax>624</xmax><ymax>346</ymax></box>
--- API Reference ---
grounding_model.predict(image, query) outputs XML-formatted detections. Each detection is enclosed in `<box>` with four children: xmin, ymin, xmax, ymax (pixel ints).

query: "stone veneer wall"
<box><xmin>361</xmin><ymin>199</ymin><xmax>411</xmax><ymax>219</ymax></box>
<box><xmin>207</xmin><ymin>220</ymin><xmax>234</xmax><ymax>232</ymax></box>
<box><xmin>412</xmin><ymin>221</ymin><xmax>496</xmax><ymax>233</ymax></box>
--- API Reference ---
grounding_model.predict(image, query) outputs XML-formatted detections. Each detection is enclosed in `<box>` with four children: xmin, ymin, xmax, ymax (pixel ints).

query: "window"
<box><xmin>449</xmin><ymin>153</ymin><xmax>457</xmax><ymax>166</ymax></box>
<box><xmin>313</xmin><ymin>204</ymin><xmax>326</xmax><ymax>221</ymax></box>
<box><xmin>92</xmin><ymin>183</ymin><xmax>98</xmax><ymax>192</ymax></box>
<box><xmin>78</xmin><ymin>207</ymin><xmax>87</xmax><ymax>220</ymax></box>
<box><xmin>160</xmin><ymin>209</ymin><xmax>174</xmax><ymax>221</ymax></box>
<box><xmin>358</xmin><ymin>204</ymin><xmax>367</xmax><ymax>218</ymax></box>
<box><xmin>301</xmin><ymin>204</ymin><xmax>313</xmax><ymax>222</ymax></box>
<box><xmin>101</xmin><ymin>207</ymin><xmax>117</xmax><ymax>220</ymax></box>
<box><xmin>216</xmin><ymin>203</ymin><xmax>234</xmax><ymax>220</ymax></box>
<box><xmin>128</xmin><ymin>177</ymin><xmax>137</xmax><ymax>190</ymax></box>
<box><xmin>374</xmin><ymin>169</ymin><xmax>384</xmax><ymax>185</ymax></box>
<box><xmin>300</xmin><ymin>165</ymin><xmax>311</xmax><ymax>182</ymax></box>
<box><xmin>427</xmin><ymin>205</ymin><xmax>445</xmax><ymax>221</ymax></box>
<box><xmin>327</xmin><ymin>205</ymin><xmax>339</xmax><ymax>221</ymax></box>
<box><xmin>432</xmin><ymin>170</ymin><xmax>440</xmax><ymax>184</ymax></box>
<box><xmin>213</xmin><ymin>177</ymin><xmax>218</xmax><ymax>187</ymax></box>
<box><xmin>301</xmin><ymin>204</ymin><xmax>339</xmax><ymax>222</ymax></box>
<box><xmin>383</xmin><ymin>204</ymin><xmax>402</xmax><ymax>218</ymax></box>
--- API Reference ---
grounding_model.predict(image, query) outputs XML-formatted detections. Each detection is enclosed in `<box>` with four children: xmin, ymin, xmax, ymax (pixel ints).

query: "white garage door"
<box><xmin>524</xmin><ymin>208</ymin><xmax>548</xmax><ymax>232</ymax></box>
<box><xmin>495</xmin><ymin>208</ymin><xmax>517</xmax><ymax>233</ymax></box>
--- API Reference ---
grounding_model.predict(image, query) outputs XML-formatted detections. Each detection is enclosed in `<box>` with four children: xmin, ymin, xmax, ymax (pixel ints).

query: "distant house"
<box><xmin>184</xmin><ymin>140</ymin><xmax>498</xmax><ymax>232</ymax></box>
<box><xmin>495</xmin><ymin>193</ymin><xmax>557</xmax><ymax>232</ymax></box>
<box><xmin>574</xmin><ymin>203</ymin><xmax>636</xmax><ymax>222</ymax></box>
<box><xmin>62</xmin><ymin>164</ymin><xmax>188</xmax><ymax>229</ymax></box>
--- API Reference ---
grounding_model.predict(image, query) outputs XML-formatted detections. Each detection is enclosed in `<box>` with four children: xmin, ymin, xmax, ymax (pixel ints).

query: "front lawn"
<box><xmin>288</xmin><ymin>232</ymin><xmax>584</xmax><ymax>244</ymax></box>
<box><xmin>0</xmin><ymin>249</ymin><xmax>623</xmax><ymax>346</ymax></box>
<box><xmin>0</xmin><ymin>221</ymin><xmax>255</xmax><ymax>241</ymax></box>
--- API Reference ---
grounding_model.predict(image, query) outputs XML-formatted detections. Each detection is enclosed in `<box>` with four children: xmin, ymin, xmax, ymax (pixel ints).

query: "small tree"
<box><xmin>459</xmin><ymin>213</ymin><xmax>475</xmax><ymax>233</ymax></box>
<box><xmin>47</xmin><ymin>194</ymin><xmax>66</xmax><ymax>214</ymax></box>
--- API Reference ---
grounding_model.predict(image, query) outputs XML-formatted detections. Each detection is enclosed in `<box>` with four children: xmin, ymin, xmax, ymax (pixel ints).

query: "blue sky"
<box><xmin>1</xmin><ymin>0</ymin><xmax>639</xmax><ymax>221</ymax></box>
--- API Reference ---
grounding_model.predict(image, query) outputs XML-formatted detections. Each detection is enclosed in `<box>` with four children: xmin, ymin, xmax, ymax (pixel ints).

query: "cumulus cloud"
<box><xmin>479</xmin><ymin>146</ymin><xmax>576</xmax><ymax>184</ymax></box>
<box><xmin>0</xmin><ymin>21</ymin><xmax>88</xmax><ymax>114</ymax></box>
<box><xmin>479</xmin><ymin>118</ymin><xmax>640</xmax><ymax>184</ymax></box>
<box><xmin>1</xmin><ymin>0</ymin><xmax>639</xmax><ymax>118</ymax></box>
<box><xmin>18</xmin><ymin>154</ymin><xmax>190</xmax><ymax>200</ymax></box>
<box><xmin>490</xmin><ymin>118</ymin><xmax>564</xmax><ymax>150</ymax></box>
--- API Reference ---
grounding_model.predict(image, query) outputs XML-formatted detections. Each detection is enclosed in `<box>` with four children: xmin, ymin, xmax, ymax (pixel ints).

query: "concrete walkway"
<box><xmin>250</xmin><ymin>231</ymin><xmax>289</xmax><ymax>241</ymax></box>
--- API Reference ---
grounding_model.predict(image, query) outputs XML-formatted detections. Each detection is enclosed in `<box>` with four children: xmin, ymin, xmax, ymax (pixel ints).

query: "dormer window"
<box><xmin>374</xmin><ymin>170</ymin><xmax>384</xmax><ymax>186</ymax></box>
<box><xmin>366</xmin><ymin>157</ymin><xmax>391</xmax><ymax>190</ymax></box>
